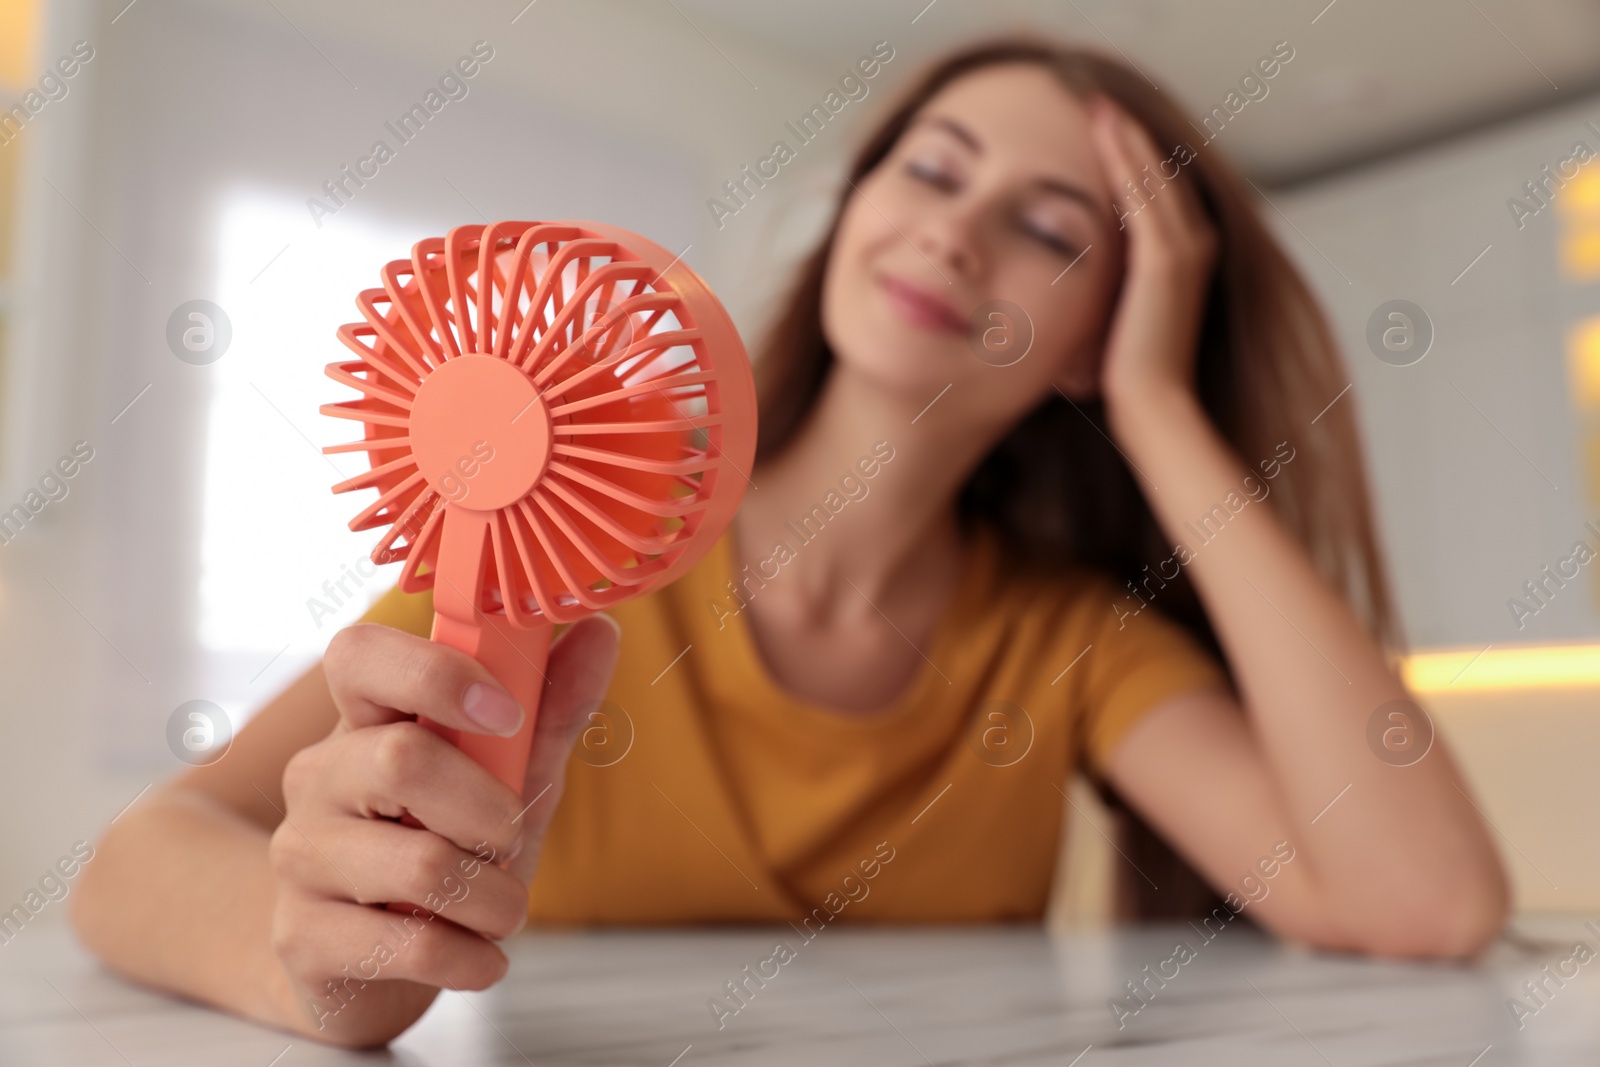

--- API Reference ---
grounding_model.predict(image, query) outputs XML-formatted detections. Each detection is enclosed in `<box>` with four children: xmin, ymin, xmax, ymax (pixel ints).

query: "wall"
<box><xmin>1275</xmin><ymin>91</ymin><xmax>1600</xmax><ymax>649</ymax></box>
<box><xmin>0</xmin><ymin>0</ymin><xmax>860</xmax><ymax>913</ymax></box>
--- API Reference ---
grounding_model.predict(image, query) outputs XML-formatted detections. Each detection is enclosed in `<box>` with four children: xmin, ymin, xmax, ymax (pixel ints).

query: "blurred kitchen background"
<box><xmin>1</xmin><ymin>0</ymin><xmax>1599</xmax><ymax>922</ymax></box>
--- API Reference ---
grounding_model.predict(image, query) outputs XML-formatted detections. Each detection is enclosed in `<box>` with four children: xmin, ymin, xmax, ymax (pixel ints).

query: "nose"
<box><xmin>907</xmin><ymin>193</ymin><xmax>986</xmax><ymax>284</ymax></box>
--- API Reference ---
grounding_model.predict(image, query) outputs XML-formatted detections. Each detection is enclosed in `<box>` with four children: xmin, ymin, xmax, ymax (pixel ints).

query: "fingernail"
<box><xmin>463</xmin><ymin>682</ymin><xmax>524</xmax><ymax>735</ymax></box>
<box><xmin>506</xmin><ymin>833</ymin><xmax>524</xmax><ymax>861</ymax></box>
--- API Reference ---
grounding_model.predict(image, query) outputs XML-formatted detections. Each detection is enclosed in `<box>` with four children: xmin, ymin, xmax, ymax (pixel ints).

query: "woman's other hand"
<box><xmin>1086</xmin><ymin>94</ymin><xmax>1219</xmax><ymax>414</ymax></box>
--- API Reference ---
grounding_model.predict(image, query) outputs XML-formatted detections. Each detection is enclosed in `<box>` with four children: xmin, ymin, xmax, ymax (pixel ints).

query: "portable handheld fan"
<box><xmin>322</xmin><ymin>220</ymin><xmax>757</xmax><ymax>793</ymax></box>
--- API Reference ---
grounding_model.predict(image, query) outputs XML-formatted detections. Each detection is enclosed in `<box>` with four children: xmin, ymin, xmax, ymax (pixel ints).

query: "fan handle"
<box><xmin>385</xmin><ymin>606</ymin><xmax>548</xmax><ymax>921</ymax></box>
<box><xmin>385</xmin><ymin>521</ymin><xmax>548</xmax><ymax>918</ymax></box>
<box><xmin>386</xmin><ymin>609</ymin><xmax>546</xmax><ymax>914</ymax></box>
<box><xmin>422</xmin><ymin>613</ymin><xmax>551</xmax><ymax>793</ymax></box>
<box><xmin>422</xmin><ymin>510</ymin><xmax>554</xmax><ymax>795</ymax></box>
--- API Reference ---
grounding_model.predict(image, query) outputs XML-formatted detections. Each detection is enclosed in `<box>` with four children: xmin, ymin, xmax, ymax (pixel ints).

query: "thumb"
<box><xmin>505</xmin><ymin>613</ymin><xmax>622</xmax><ymax>886</ymax></box>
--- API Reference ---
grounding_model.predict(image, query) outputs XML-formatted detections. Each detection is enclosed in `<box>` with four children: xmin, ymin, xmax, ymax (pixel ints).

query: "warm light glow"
<box><xmin>1563</xmin><ymin>228</ymin><xmax>1600</xmax><ymax>282</ymax></box>
<box><xmin>1557</xmin><ymin>167</ymin><xmax>1600</xmax><ymax>216</ymax></box>
<box><xmin>1587</xmin><ymin>435</ymin><xmax>1600</xmax><ymax>508</ymax></box>
<box><xmin>1569</xmin><ymin>316</ymin><xmax>1600</xmax><ymax>410</ymax></box>
<box><xmin>1403</xmin><ymin>642</ymin><xmax>1600</xmax><ymax>693</ymax></box>
<box><xmin>0</xmin><ymin>0</ymin><xmax>36</xmax><ymax>91</ymax></box>
<box><xmin>1559</xmin><ymin>170</ymin><xmax>1600</xmax><ymax>281</ymax></box>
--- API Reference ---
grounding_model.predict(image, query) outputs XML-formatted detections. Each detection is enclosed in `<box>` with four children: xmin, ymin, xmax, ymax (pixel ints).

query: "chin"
<box><xmin>832</xmin><ymin>318</ymin><xmax>974</xmax><ymax>396</ymax></box>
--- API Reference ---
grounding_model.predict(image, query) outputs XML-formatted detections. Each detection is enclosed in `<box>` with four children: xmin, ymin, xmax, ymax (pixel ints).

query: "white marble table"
<box><xmin>3</xmin><ymin>918</ymin><xmax>1598</xmax><ymax>1065</ymax></box>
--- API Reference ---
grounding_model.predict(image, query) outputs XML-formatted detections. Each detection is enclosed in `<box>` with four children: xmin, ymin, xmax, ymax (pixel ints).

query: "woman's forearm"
<box><xmin>1105</xmin><ymin>382</ymin><xmax>1508</xmax><ymax>949</ymax></box>
<box><xmin>70</xmin><ymin>787</ymin><xmax>303</xmax><ymax>1033</ymax></box>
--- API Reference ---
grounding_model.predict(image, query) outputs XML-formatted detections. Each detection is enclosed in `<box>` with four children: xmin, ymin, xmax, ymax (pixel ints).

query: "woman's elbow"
<box><xmin>1278</xmin><ymin>860</ymin><xmax>1512</xmax><ymax>961</ymax></box>
<box><xmin>67</xmin><ymin>819</ymin><xmax>133</xmax><ymax>958</ymax></box>
<box><xmin>1384</xmin><ymin>865</ymin><xmax>1511</xmax><ymax>960</ymax></box>
<box><xmin>1352</xmin><ymin>875</ymin><xmax>1510</xmax><ymax>960</ymax></box>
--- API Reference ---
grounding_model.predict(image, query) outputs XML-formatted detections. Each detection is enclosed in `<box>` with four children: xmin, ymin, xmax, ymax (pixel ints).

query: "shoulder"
<box><xmin>973</xmin><ymin>530</ymin><xmax>1229</xmax><ymax>701</ymax></box>
<box><xmin>970</xmin><ymin>528</ymin><xmax>1129</xmax><ymax>640</ymax></box>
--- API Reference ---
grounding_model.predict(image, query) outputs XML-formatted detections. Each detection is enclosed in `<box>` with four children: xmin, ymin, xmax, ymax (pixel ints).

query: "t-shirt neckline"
<box><xmin>709</xmin><ymin>517</ymin><xmax>995</xmax><ymax>731</ymax></box>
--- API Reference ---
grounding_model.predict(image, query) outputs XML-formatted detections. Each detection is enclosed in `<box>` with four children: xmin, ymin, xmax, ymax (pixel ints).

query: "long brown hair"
<box><xmin>749</xmin><ymin>36</ymin><xmax>1401</xmax><ymax>919</ymax></box>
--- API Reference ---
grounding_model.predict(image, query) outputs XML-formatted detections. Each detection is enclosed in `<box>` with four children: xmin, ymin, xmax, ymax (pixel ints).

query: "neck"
<box><xmin>732</xmin><ymin>362</ymin><xmax>1011</xmax><ymax>609</ymax></box>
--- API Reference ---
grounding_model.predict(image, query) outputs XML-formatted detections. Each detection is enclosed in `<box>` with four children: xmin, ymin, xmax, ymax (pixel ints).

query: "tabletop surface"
<box><xmin>3</xmin><ymin>918</ymin><xmax>1598</xmax><ymax>1066</ymax></box>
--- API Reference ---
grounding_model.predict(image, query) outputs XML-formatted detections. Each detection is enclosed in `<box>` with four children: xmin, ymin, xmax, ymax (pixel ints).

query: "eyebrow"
<box><xmin>908</xmin><ymin>113</ymin><xmax>1105</xmax><ymax>220</ymax></box>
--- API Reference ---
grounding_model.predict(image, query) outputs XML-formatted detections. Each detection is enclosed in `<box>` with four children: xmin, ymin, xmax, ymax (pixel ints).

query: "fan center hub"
<box><xmin>410</xmin><ymin>354</ymin><xmax>551</xmax><ymax>512</ymax></box>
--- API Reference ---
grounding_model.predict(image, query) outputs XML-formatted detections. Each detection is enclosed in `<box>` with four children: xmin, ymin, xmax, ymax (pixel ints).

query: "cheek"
<box><xmin>820</xmin><ymin>193</ymin><xmax>900</xmax><ymax>350</ymax></box>
<box><xmin>818</xmin><ymin>245</ymin><xmax>857</xmax><ymax>361</ymax></box>
<box><xmin>1018</xmin><ymin>258</ymin><xmax>1119</xmax><ymax>376</ymax></box>
<box><xmin>996</xmin><ymin>279</ymin><xmax>1102</xmax><ymax>375</ymax></box>
<box><xmin>826</xmin><ymin>191</ymin><xmax>888</xmax><ymax>283</ymax></box>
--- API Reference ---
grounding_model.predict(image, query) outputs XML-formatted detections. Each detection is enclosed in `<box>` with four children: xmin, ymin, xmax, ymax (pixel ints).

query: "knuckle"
<box><xmin>486</xmin><ymin>892</ymin><xmax>529</xmax><ymax>941</ymax></box>
<box><xmin>404</xmin><ymin>836</ymin><xmax>462</xmax><ymax>900</ymax></box>
<box><xmin>370</xmin><ymin>722</ymin><xmax>438</xmax><ymax>796</ymax></box>
<box><xmin>269</xmin><ymin>895</ymin><xmax>315</xmax><ymax>973</ymax></box>
<box><xmin>460</xmin><ymin>871</ymin><xmax>527</xmax><ymax>941</ymax></box>
<box><xmin>323</xmin><ymin>623</ymin><xmax>374</xmax><ymax>679</ymax></box>
<box><xmin>489</xmin><ymin>800</ymin><xmax>527</xmax><ymax>852</ymax></box>
<box><xmin>269</xmin><ymin>919</ymin><xmax>299</xmax><ymax>970</ymax></box>
<box><xmin>402</xmin><ymin>642</ymin><xmax>465</xmax><ymax>708</ymax></box>
<box><xmin>280</xmin><ymin>745</ymin><xmax>323</xmax><ymax>808</ymax></box>
<box><xmin>267</xmin><ymin>823</ymin><xmax>306</xmax><ymax>882</ymax></box>
<box><xmin>403</xmin><ymin>924</ymin><xmax>454</xmax><ymax>976</ymax></box>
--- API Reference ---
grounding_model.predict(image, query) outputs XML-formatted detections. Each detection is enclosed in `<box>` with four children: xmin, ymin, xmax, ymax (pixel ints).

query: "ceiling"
<box><xmin>667</xmin><ymin>0</ymin><xmax>1600</xmax><ymax>185</ymax></box>
<box><xmin>178</xmin><ymin>0</ymin><xmax>1600</xmax><ymax>187</ymax></box>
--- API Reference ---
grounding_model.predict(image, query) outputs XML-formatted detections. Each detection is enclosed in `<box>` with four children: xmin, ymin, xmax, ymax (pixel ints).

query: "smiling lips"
<box><xmin>879</xmin><ymin>274</ymin><xmax>969</xmax><ymax>335</ymax></box>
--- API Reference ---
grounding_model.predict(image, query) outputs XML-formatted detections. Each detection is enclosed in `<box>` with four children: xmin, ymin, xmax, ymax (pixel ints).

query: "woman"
<box><xmin>71</xmin><ymin>37</ymin><xmax>1509</xmax><ymax>1047</ymax></box>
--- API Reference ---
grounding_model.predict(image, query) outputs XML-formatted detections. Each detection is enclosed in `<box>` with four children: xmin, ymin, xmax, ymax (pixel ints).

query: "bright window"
<box><xmin>201</xmin><ymin>189</ymin><xmax>423</xmax><ymax>678</ymax></box>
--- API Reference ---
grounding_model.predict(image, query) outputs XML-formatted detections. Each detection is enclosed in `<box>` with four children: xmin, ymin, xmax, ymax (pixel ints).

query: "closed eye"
<box><xmin>906</xmin><ymin>158</ymin><xmax>959</xmax><ymax>192</ymax></box>
<box><xmin>907</xmin><ymin>157</ymin><xmax>1080</xmax><ymax>257</ymax></box>
<box><xmin>1021</xmin><ymin>222</ymin><xmax>1078</xmax><ymax>257</ymax></box>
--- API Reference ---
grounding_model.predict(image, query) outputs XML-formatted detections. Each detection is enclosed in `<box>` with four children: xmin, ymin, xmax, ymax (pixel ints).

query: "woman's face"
<box><xmin>821</xmin><ymin>63</ymin><xmax>1127</xmax><ymax>423</ymax></box>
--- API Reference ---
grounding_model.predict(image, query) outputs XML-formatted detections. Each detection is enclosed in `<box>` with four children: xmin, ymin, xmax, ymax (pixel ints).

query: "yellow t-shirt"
<box><xmin>358</xmin><ymin>523</ymin><xmax>1230</xmax><ymax>925</ymax></box>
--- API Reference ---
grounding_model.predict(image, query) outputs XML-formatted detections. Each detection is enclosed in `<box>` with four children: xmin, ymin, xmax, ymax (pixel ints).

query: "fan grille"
<box><xmin>322</xmin><ymin>221</ymin><xmax>756</xmax><ymax>625</ymax></box>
